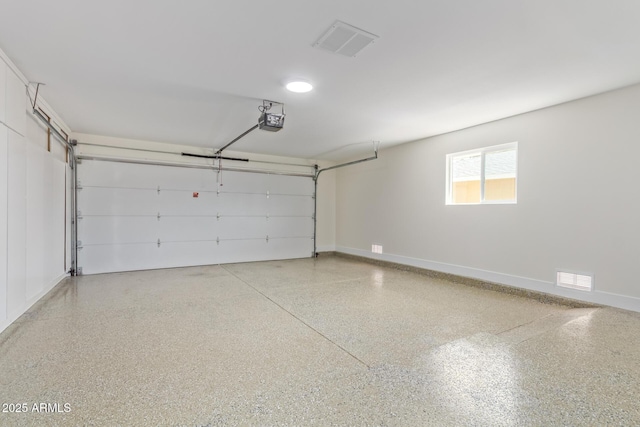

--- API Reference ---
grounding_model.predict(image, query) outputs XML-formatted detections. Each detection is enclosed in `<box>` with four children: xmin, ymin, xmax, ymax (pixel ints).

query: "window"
<box><xmin>446</xmin><ymin>142</ymin><xmax>517</xmax><ymax>205</ymax></box>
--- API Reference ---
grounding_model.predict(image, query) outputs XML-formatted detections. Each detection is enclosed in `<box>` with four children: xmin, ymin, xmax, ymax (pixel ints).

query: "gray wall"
<box><xmin>336</xmin><ymin>83</ymin><xmax>640</xmax><ymax>311</ymax></box>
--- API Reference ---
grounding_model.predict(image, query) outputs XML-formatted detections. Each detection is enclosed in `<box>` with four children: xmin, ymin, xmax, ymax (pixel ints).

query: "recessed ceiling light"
<box><xmin>286</xmin><ymin>81</ymin><xmax>313</xmax><ymax>93</ymax></box>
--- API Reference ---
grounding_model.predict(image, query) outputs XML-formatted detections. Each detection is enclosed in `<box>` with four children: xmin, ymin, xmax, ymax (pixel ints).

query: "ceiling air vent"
<box><xmin>313</xmin><ymin>20</ymin><xmax>379</xmax><ymax>57</ymax></box>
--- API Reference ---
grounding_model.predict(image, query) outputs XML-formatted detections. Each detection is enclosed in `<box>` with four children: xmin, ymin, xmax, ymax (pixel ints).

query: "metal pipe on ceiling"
<box><xmin>76</xmin><ymin>141</ymin><xmax>315</xmax><ymax>169</ymax></box>
<box><xmin>76</xmin><ymin>155</ymin><xmax>316</xmax><ymax>178</ymax></box>
<box><xmin>215</xmin><ymin>124</ymin><xmax>259</xmax><ymax>156</ymax></box>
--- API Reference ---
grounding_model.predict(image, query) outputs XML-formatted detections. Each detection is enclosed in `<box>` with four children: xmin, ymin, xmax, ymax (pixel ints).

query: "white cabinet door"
<box><xmin>77</xmin><ymin>160</ymin><xmax>314</xmax><ymax>274</ymax></box>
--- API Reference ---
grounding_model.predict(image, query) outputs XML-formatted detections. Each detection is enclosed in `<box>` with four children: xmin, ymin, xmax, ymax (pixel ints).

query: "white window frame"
<box><xmin>446</xmin><ymin>142</ymin><xmax>518</xmax><ymax>205</ymax></box>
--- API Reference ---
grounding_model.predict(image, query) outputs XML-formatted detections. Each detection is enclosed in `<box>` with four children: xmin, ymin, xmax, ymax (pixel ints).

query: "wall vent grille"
<box><xmin>556</xmin><ymin>270</ymin><xmax>593</xmax><ymax>291</ymax></box>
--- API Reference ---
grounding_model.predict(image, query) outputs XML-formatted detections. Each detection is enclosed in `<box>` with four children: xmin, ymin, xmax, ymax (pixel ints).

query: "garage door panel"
<box><xmin>158</xmin><ymin>241</ymin><xmax>217</xmax><ymax>267</ymax></box>
<box><xmin>268</xmin><ymin>174</ymin><xmax>313</xmax><ymax>195</ymax></box>
<box><xmin>79</xmin><ymin>216</ymin><xmax>158</xmax><ymax>245</ymax></box>
<box><xmin>78</xmin><ymin>244</ymin><xmax>161</xmax><ymax>274</ymax></box>
<box><xmin>158</xmin><ymin>217</ymin><xmax>218</xmax><ymax>242</ymax></box>
<box><xmin>217</xmin><ymin>217</ymin><xmax>267</xmax><ymax>239</ymax></box>
<box><xmin>218</xmin><ymin>193</ymin><xmax>268</xmax><ymax>215</ymax></box>
<box><xmin>79</xmin><ymin>187</ymin><xmax>158</xmax><ymax>216</ymax></box>
<box><xmin>268</xmin><ymin>238</ymin><xmax>313</xmax><ymax>260</ymax></box>
<box><xmin>216</xmin><ymin>240</ymin><xmax>270</xmax><ymax>264</ymax></box>
<box><xmin>268</xmin><ymin>195</ymin><xmax>314</xmax><ymax>216</ymax></box>
<box><xmin>157</xmin><ymin>168</ymin><xmax>218</xmax><ymax>191</ymax></box>
<box><xmin>218</xmin><ymin>171</ymin><xmax>268</xmax><ymax>193</ymax></box>
<box><xmin>77</xmin><ymin>160</ymin><xmax>314</xmax><ymax>274</ymax></box>
<box><xmin>158</xmin><ymin>190</ymin><xmax>218</xmax><ymax>216</ymax></box>
<box><xmin>267</xmin><ymin>217</ymin><xmax>313</xmax><ymax>237</ymax></box>
<box><xmin>79</xmin><ymin>161</ymin><xmax>158</xmax><ymax>188</ymax></box>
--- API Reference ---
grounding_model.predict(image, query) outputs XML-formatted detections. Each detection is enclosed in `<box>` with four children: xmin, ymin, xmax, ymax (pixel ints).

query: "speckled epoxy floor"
<box><xmin>1</xmin><ymin>256</ymin><xmax>640</xmax><ymax>426</ymax></box>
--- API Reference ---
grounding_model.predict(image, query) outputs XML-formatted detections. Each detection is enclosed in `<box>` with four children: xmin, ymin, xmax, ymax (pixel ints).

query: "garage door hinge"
<box><xmin>266</xmin><ymin>235</ymin><xmax>269</xmax><ymax>243</ymax></box>
<box><xmin>77</xmin><ymin>181</ymin><xmax>83</xmax><ymax>190</ymax></box>
<box><xmin>157</xmin><ymin>239</ymin><xmax>161</xmax><ymax>248</ymax></box>
<box><xmin>77</xmin><ymin>210</ymin><xmax>83</xmax><ymax>220</ymax></box>
<box><xmin>157</xmin><ymin>186</ymin><xmax>161</xmax><ymax>194</ymax></box>
<box><xmin>266</xmin><ymin>213</ymin><xmax>269</xmax><ymax>221</ymax></box>
<box><xmin>76</xmin><ymin>240</ymin><xmax>83</xmax><ymax>249</ymax></box>
<box><xmin>216</xmin><ymin>237</ymin><xmax>220</xmax><ymax>245</ymax></box>
<box><xmin>216</xmin><ymin>212</ymin><xmax>220</xmax><ymax>220</ymax></box>
<box><xmin>157</xmin><ymin>212</ymin><xmax>161</xmax><ymax>221</ymax></box>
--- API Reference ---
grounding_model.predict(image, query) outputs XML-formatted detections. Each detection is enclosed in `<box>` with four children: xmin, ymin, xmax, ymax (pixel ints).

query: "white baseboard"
<box><xmin>0</xmin><ymin>272</ymin><xmax>68</xmax><ymax>335</ymax></box>
<box><xmin>336</xmin><ymin>246</ymin><xmax>640</xmax><ymax>313</ymax></box>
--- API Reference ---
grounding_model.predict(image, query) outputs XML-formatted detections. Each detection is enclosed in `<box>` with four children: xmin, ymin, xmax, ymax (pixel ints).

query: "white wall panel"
<box><xmin>6</xmin><ymin>130</ymin><xmax>26</xmax><ymax>317</ymax></box>
<box><xmin>49</xmin><ymin>158</ymin><xmax>67</xmax><ymax>280</ymax></box>
<box><xmin>0</xmin><ymin>50</ymin><xmax>72</xmax><ymax>335</ymax></box>
<box><xmin>5</xmin><ymin>69</ymin><xmax>26</xmax><ymax>136</ymax></box>
<box><xmin>0</xmin><ymin>126</ymin><xmax>8</xmax><ymax>323</ymax></box>
<box><xmin>0</xmin><ymin>62</ymin><xmax>6</xmax><ymax>123</ymax></box>
<box><xmin>26</xmin><ymin>143</ymin><xmax>46</xmax><ymax>300</ymax></box>
<box><xmin>77</xmin><ymin>160</ymin><xmax>314</xmax><ymax>274</ymax></box>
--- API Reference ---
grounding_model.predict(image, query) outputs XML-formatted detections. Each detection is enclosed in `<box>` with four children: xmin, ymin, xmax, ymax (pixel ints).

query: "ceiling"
<box><xmin>1</xmin><ymin>0</ymin><xmax>640</xmax><ymax>161</ymax></box>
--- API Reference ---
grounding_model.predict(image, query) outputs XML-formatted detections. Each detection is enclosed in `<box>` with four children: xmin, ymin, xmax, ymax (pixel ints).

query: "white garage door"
<box><xmin>76</xmin><ymin>159</ymin><xmax>314</xmax><ymax>274</ymax></box>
